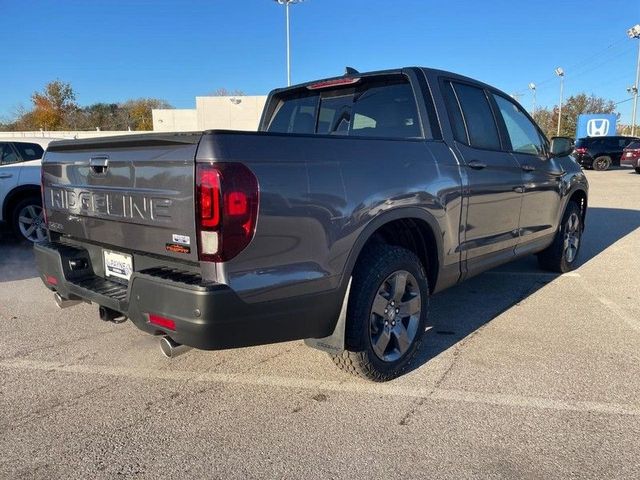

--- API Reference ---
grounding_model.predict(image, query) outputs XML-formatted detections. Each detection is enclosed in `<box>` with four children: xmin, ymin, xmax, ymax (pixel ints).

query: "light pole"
<box><xmin>528</xmin><ymin>82</ymin><xmax>536</xmax><ymax>116</ymax></box>
<box><xmin>627</xmin><ymin>24</ymin><xmax>640</xmax><ymax>136</ymax></box>
<box><xmin>555</xmin><ymin>67</ymin><xmax>565</xmax><ymax>136</ymax></box>
<box><xmin>274</xmin><ymin>0</ymin><xmax>304</xmax><ymax>86</ymax></box>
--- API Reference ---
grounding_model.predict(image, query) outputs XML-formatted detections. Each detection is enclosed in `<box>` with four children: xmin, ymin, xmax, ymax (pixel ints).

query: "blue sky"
<box><xmin>1</xmin><ymin>0</ymin><xmax>639</xmax><ymax>123</ymax></box>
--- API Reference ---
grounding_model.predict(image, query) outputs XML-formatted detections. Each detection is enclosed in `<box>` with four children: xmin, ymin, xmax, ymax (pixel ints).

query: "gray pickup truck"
<box><xmin>35</xmin><ymin>67</ymin><xmax>588</xmax><ymax>381</ymax></box>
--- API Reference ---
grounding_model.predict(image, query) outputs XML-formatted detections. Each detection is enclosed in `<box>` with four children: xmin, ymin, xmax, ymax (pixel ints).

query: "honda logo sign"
<box><xmin>576</xmin><ymin>114</ymin><xmax>617</xmax><ymax>138</ymax></box>
<box><xmin>586</xmin><ymin>118</ymin><xmax>610</xmax><ymax>137</ymax></box>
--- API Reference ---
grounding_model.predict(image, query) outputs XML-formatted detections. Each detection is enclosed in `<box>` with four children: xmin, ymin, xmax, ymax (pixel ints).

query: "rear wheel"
<box><xmin>12</xmin><ymin>196</ymin><xmax>47</xmax><ymax>243</ymax></box>
<box><xmin>593</xmin><ymin>156</ymin><xmax>611</xmax><ymax>171</ymax></box>
<box><xmin>331</xmin><ymin>244</ymin><xmax>429</xmax><ymax>381</ymax></box>
<box><xmin>537</xmin><ymin>202</ymin><xmax>583</xmax><ymax>273</ymax></box>
<box><xmin>635</xmin><ymin>167</ymin><xmax>640</xmax><ymax>174</ymax></box>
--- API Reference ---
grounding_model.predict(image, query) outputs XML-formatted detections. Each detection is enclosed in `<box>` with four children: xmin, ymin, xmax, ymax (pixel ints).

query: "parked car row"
<box><xmin>573</xmin><ymin>135</ymin><xmax>640</xmax><ymax>171</ymax></box>
<box><xmin>621</xmin><ymin>140</ymin><xmax>640</xmax><ymax>173</ymax></box>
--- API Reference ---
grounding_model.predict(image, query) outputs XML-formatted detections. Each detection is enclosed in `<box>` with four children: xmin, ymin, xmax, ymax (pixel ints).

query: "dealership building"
<box><xmin>152</xmin><ymin>95</ymin><xmax>268</xmax><ymax>132</ymax></box>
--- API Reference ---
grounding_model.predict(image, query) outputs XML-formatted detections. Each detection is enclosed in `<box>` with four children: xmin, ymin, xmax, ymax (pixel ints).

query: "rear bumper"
<box><xmin>620</xmin><ymin>156</ymin><xmax>640</xmax><ymax>167</ymax></box>
<box><xmin>34</xmin><ymin>241</ymin><xmax>340</xmax><ymax>350</ymax></box>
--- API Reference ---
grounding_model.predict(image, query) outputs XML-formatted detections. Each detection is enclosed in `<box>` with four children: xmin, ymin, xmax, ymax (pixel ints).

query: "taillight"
<box><xmin>40</xmin><ymin>162</ymin><xmax>48</xmax><ymax>227</ymax></box>
<box><xmin>196</xmin><ymin>163</ymin><xmax>259</xmax><ymax>262</ymax></box>
<box><xmin>574</xmin><ymin>147</ymin><xmax>587</xmax><ymax>154</ymax></box>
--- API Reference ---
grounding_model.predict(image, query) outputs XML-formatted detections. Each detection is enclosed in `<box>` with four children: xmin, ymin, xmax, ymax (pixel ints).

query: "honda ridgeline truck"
<box><xmin>35</xmin><ymin>67</ymin><xmax>588</xmax><ymax>381</ymax></box>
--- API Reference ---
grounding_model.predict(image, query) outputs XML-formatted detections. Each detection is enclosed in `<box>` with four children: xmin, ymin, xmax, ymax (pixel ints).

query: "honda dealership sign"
<box><xmin>576</xmin><ymin>114</ymin><xmax>617</xmax><ymax>138</ymax></box>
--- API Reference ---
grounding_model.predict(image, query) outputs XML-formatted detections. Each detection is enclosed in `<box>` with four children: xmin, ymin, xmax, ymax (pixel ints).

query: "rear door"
<box><xmin>0</xmin><ymin>143</ymin><xmax>22</xmax><ymax>219</ymax></box>
<box><xmin>441</xmin><ymin>80</ymin><xmax>523</xmax><ymax>271</ymax></box>
<box><xmin>43</xmin><ymin>134</ymin><xmax>201</xmax><ymax>262</ymax></box>
<box><xmin>490</xmin><ymin>93</ymin><xmax>563</xmax><ymax>245</ymax></box>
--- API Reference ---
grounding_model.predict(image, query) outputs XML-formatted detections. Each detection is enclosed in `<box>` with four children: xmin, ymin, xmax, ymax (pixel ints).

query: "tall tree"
<box><xmin>30</xmin><ymin>80</ymin><xmax>77</xmax><ymax>130</ymax></box>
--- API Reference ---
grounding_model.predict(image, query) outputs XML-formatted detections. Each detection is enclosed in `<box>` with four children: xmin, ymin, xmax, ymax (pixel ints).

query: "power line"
<box><xmin>513</xmin><ymin>35</ymin><xmax>630</xmax><ymax>97</ymax></box>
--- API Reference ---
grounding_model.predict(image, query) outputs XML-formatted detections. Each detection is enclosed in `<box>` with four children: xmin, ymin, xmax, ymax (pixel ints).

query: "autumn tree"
<box><xmin>119</xmin><ymin>98</ymin><xmax>173</xmax><ymax>130</ymax></box>
<box><xmin>30</xmin><ymin>80</ymin><xmax>77</xmax><ymax>130</ymax></box>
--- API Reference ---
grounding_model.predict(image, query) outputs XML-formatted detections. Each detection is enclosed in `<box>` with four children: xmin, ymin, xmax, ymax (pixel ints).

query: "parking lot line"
<box><xmin>3</xmin><ymin>358</ymin><xmax>639</xmax><ymax>417</ymax></box>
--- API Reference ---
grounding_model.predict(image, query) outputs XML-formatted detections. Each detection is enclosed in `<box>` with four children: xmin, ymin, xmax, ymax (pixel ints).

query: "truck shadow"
<box><xmin>0</xmin><ymin>227</ymin><xmax>39</xmax><ymax>283</ymax></box>
<box><xmin>409</xmin><ymin>206</ymin><xmax>640</xmax><ymax>374</ymax></box>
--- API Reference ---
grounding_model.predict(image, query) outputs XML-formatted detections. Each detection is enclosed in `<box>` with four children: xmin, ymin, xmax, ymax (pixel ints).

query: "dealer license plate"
<box><xmin>103</xmin><ymin>250</ymin><xmax>133</xmax><ymax>281</ymax></box>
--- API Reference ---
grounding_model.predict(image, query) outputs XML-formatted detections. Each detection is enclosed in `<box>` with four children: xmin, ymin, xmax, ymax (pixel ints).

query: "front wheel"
<box><xmin>331</xmin><ymin>244</ymin><xmax>429</xmax><ymax>381</ymax></box>
<box><xmin>12</xmin><ymin>196</ymin><xmax>47</xmax><ymax>243</ymax></box>
<box><xmin>537</xmin><ymin>202</ymin><xmax>583</xmax><ymax>273</ymax></box>
<box><xmin>635</xmin><ymin>167</ymin><xmax>640</xmax><ymax>174</ymax></box>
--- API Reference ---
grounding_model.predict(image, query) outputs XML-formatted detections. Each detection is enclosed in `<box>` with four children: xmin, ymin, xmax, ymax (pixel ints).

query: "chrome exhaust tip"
<box><xmin>54</xmin><ymin>292</ymin><xmax>82</xmax><ymax>309</ymax></box>
<box><xmin>159</xmin><ymin>336</ymin><xmax>192</xmax><ymax>358</ymax></box>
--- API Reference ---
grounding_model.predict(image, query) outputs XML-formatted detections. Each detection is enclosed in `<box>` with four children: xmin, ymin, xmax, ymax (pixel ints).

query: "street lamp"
<box><xmin>274</xmin><ymin>0</ymin><xmax>304</xmax><ymax>86</ymax></box>
<box><xmin>528</xmin><ymin>82</ymin><xmax>536</xmax><ymax>115</ymax></box>
<box><xmin>627</xmin><ymin>24</ymin><xmax>640</xmax><ymax>136</ymax></box>
<box><xmin>555</xmin><ymin>67</ymin><xmax>565</xmax><ymax>136</ymax></box>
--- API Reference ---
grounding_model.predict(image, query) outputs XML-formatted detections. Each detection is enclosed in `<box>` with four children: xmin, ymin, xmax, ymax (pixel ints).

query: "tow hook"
<box><xmin>98</xmin><ymin>305</ymin><xmax>127</xmax><ymax>323</ymax></box>
<box><xmin>159</xmin><ymin>336</ymin><xmax>192</xmax><ymax>358</ymax></box>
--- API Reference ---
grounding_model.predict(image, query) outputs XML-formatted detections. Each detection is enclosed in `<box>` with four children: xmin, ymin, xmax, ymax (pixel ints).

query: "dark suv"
<box><xmin>574</xmin><ymin>136</ymin><xmax>639</xmax><ymax>171</ymax></box>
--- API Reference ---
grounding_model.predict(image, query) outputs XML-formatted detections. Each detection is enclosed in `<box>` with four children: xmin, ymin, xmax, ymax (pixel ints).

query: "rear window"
<box><xmin>627</xmin><ymin>140</ymin><xmax>640</xmax><ymax>149</ymax></box>
<box><xmin>267</xmin><ymin>77</ymin><xmax>422</xmax><ymax>139</ymax></box>
<box><xmin>13</xmin><ymin>142</ymin><xmax>44</xmax><ymax>161</ymax></box>
<box><xmin>445</xmin><ymin>81</ymin><xmax>501</xmax><ymax>151</ymax></box>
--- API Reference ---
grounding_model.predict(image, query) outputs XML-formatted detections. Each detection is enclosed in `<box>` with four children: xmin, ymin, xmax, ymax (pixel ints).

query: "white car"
<box><xmin>0</xmin><ymin>137</ymin><xmax>56</xmax><ymax>242</ymax></box>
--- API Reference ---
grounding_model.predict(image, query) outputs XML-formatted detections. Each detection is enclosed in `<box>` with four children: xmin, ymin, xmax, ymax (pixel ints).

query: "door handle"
<box><xmin>467</xmin><ymin>160</ymin><xmax>487</xmax><ymax>170</ymax></box>
<box><xmin>0</xmin><ymin>173</ymin><xmax>12</xmax><ymax>179</ymax></box>
<box><xmin>89</xmin><ymin>156</ymin><xmax>109</xmax><ymax>175</ymax></box>
<box><xmin>521</xmin><ymin>164</ymin><xmax>536</xmax><ymax>172</ymax></box>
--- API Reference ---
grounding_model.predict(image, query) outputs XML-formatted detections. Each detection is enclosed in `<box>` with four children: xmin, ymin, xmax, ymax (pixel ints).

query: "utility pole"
<box><xmin>627</xmin><ymin>24</ymin><xmax>640</xmax><ymax>136</ymax></box>
<box><xmin>555</xmin><ymin>67</ymin><xmax>565</xmax><ymax>136</ymax></box>
<box><xmin>274</xmin><ymin>0</ymin><xmax>304</xmax><ymax>86</ymax></box>
<box><xmin>528</xmin><ymin>83</ymin><xmax>536</xmax><ymax>116</ymax></box>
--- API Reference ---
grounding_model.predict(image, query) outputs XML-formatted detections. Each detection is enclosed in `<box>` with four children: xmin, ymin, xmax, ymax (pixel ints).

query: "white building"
<box><xmin>152</xmin><ymin>95</ymin><xmax>268</xmax><ymax>132</ymax></box>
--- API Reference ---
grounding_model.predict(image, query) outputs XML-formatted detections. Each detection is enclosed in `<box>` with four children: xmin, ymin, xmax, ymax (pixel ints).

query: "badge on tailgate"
<box><xmin>103</xmin><ymin>250</ymin><xmax>133</xmax><ymax>281</ymax></box>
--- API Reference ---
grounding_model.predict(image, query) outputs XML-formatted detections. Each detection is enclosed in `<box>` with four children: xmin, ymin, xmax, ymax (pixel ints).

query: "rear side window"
<box><xmin>0</xmin><ymin>143</ymin><xmax>20</xmax><ymax>165</ymax></box>
<box><xmin>13</xmin><ymin>142</ymin><xmax>44</xmax><ymax>161</ymax></box>
<box><xmin>448</xmin><ymin>82</ymin><xmax>501</xmax><ymax>150</ymax></box>
<box><xmin>267</xmin><ymin>77</ymin><xmax>421</xmax><ymax>139</ymax></box>
<box><xmin>442</xmin><ymin>82</ymin><xmax>467</xmax><ymax>143</ymax></box>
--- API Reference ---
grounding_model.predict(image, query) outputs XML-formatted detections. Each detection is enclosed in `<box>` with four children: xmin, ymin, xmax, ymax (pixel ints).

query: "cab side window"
<box><xmin>492</xmin><ymin>94</ymin><xmax>545</xmax><ymax>155</ymax></box>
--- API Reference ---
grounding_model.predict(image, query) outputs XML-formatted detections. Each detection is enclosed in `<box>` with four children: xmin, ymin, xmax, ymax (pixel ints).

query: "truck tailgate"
<box><xmin>43</xmin><ymin>133</ymin><xmax>202</xmax><ymax>262</ymax></box>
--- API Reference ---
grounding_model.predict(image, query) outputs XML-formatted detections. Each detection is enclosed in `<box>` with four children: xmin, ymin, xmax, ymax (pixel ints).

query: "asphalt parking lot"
<box><xmin>1</xmin><ymin>168</ymin><xmax>639</xmax><ymax>479</ymax></box>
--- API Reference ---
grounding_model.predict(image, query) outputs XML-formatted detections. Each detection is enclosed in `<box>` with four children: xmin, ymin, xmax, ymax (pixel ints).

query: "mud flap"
<box><xmin>304</xmin><ymin>278</ymin><xmax>351</xmax><ymax>354</ymax></box>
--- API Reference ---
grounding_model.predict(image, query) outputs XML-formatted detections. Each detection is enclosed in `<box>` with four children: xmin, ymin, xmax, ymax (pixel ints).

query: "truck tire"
<box><xmin>592</xmin><ymin>156</ymin><xmax>611</xmax><ymax>171</ymax></box>
<box><xmin>12</xmin><ymin>196</ymin><xmax>47</xmax><ymax>243</ymax></box>
<box><xmin>537</xmin><ymin>201</ymin><xmax>583</xmax><ymax>273</ymax></box>
<box><xmin>331</xmin><ymin>244</ymin><xmax>429</xmax><ymax>381</ymax></box>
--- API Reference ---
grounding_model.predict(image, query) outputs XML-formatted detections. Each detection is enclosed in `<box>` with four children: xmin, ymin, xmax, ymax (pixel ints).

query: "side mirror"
<box><xmin>550</xmin><ymin>136</ymin><xmax>574</xmax><ymax>157</ymax></box>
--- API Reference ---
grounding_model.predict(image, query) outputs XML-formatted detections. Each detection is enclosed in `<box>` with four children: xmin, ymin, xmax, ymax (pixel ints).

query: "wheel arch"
<box><xmin>567</xmin><ymin>187</ymin><xmax>588</xmax><ymax>227</ymax></box>
<box><xmin>2</xmin><ymin>184</ymin><xmax>41</xmax><ymax>222</ymax></box>
<box><xmin>341</xmin><ymin>208</ymin><xmax>443</xmax><ymax>295</ymax></box>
